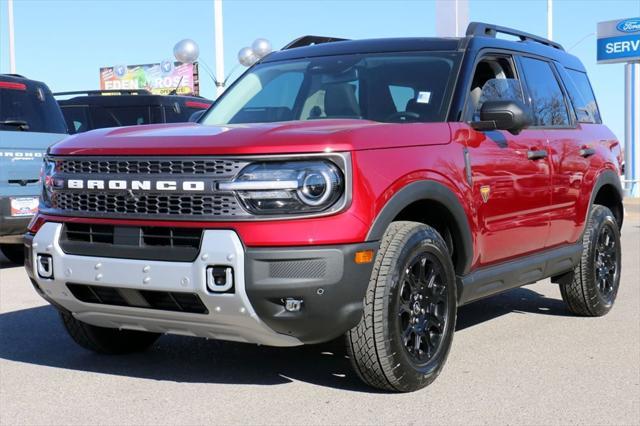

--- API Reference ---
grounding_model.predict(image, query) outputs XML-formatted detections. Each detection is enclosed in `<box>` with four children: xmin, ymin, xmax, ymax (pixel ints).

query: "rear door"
<box><xmin>544</xmin><ymin>65</ymin><xmax>608</xmax><ymax>247</ymax></box>
<box><xmin>516</xmin><ymin>56</ymin><xmax>585</xmax><ymax>248</ymax></box>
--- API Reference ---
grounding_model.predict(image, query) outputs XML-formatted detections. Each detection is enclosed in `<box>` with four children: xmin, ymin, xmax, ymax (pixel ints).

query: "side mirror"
<box><xmin>470</xmin><ymin>100</ymin><xmax>531</xmax><ymax>135</ymax></box>
<box><xmin>188</xmin><ymin>110</ymin><xmax>206</xmax><ymax>123</ymax></box>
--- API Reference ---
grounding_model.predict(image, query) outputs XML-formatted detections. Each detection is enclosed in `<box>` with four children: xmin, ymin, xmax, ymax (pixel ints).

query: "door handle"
<box><xmin>580</xmin><ymin>147</ymin><xmax>596</xmax><ymax>157</ymax></box>
<box><xmin>527</xmin><ymin>149</ymin><xmax>548</xmax><ymax>160</ymax></box>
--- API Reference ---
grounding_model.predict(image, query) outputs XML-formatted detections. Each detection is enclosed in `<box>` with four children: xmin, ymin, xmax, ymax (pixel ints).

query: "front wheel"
<box><xmin>560</xmin><ymin>205</ymin><xmax>622</xmax><ymax>316</ymax></box>
<box><xmin>347</xmin><ymin>221</ymin><xmax>457</xmax><ymax>392</ymax></box>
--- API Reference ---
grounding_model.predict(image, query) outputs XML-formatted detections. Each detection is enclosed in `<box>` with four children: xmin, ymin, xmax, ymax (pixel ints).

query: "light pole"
<box><xmin>7</xmin><ymin>0</ymin><xmax>16</xmax><ymax>73</ymax></box>
<box><xmin>213</xmin><ymin>0</ymin><xmax>225</xmax><ymax>98</ymax></box>
<box><xmin>547</xmin><ymin>0</ymin><xmax>553</xmax><ymax>40</ymax></box>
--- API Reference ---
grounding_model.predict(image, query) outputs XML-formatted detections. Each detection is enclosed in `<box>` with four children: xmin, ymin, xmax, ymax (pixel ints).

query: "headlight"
<box><xmin>219</xmin><ymin>160</ymin><xmax>344</xmax><ymax>215</ymax></box>
<box><xmin>40</xmin><ymin>157</ymin><xmax>55</xmax><ymax>208</ymax></box>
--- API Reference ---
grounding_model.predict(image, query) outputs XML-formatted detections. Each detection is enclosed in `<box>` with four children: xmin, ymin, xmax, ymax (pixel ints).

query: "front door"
<box><xmin>462</xmin><ymin>54</ymin><xmax>551</xmax><ymax>266</ymax></box>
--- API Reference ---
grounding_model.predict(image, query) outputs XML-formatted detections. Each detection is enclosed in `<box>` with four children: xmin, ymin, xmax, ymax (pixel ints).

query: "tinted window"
<box><xmin>203</xmin><ymin>52</ymin><xmax>460</xmax><ymax>125</ymax></box>
<box><xmin>163</xmin><ymin>102</ymin><xmax>185</xmax><ymax>123</ymax></box>
<box><xmin>563</xmin><ymin>69</ymin><xmax>601</xmax><ymax>124</ymax></box>
<box><xmin>0</xmin><ymin>82</ymin><xmax>67</xmax><ymax>133</ymax></box>
<box><xmin>89</xmin><ymin>106</ymin><xmax>152</xmax><ymax>129</ymax></box>
<box><xmin>60</xmin><ymin>106</ymin><xmax>90</xmax><ymax>134</ymax></box>
<box><xmin>519</xmin><ymin>57</ymin><xmax>570</xmax><ymax>127</ymax></box>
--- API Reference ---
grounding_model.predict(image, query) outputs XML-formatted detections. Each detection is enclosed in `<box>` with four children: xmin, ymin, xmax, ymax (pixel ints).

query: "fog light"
<box><xmin>206</xmin><ymin>266</ymin><xmax>233</xmax><ymax>293</ymax></box>
<box><xmin>36</xmin><ymin>254</ymin><xmax>53</xmax><ymax>279</ymax></box>
<box><xmin>284</xmin><ymin>298</ymin><xmax>303</xmax><ymax>312</ymax></box>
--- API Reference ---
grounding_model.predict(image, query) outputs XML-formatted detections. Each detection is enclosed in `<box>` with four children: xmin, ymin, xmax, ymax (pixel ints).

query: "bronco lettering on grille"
<box><xmin>65</xmin><ymin>179</ymin><xmax>210</xmax><ymax>192</ymax></box>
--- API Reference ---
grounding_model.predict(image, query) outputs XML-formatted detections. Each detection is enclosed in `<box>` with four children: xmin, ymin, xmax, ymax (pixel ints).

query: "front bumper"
<box><xmin>25</xmin><ymin>222</ymin><xmax>377</xmax><ymax>346</ymax></box>
<box><xmin>0</xmin><ymin>196</ymin><xmax>34</xmax><ymax>243</ymax></box>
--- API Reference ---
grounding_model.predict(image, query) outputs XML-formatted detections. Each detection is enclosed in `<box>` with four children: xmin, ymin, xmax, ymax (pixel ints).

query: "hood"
<box><xmin>48</xmin><ymin>120</ymin><xmax>451</xmax><ymax>156</ymax></box>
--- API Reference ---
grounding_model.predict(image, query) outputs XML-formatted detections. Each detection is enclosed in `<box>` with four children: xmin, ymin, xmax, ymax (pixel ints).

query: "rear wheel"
<box><xmin>347</xmin><ymin>221</ymin><xmax>457</xmax><ymax>392</ymax></box>
<box><xmin>0</xmin><ymin>244</ymin><xmax>24</xmax><ymax>265</ymax></box>
<box><xmin>60</xmin><ymin>310</ymin><xmax>160</xmax><ymax>354</ymax></box>
<box><xmin>560</xmin><ymin>205</ymin><xmax>621</xmax><ymax>316</ymax></box>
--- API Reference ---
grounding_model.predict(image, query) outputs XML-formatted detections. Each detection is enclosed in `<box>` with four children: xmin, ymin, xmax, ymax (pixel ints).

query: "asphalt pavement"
<box><xmin>1</xmin><ymin>202</ymin><xmax>639</xmax><ymax>425</ymax></box>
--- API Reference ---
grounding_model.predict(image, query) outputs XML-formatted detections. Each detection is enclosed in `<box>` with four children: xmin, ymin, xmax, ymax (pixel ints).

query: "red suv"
<box><xmin>25</xmin><ymin>23</ymin><xmax>624</xmax><ymax>392</ymax></box>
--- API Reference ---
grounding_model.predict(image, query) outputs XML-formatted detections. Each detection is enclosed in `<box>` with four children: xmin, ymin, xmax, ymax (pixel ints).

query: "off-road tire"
<box><xmin>560</xmin><ymin>205</ymin><xmax>621</xmax><ymax>316</ymax></box>
<box><xmin>346</xmin><ymin>221</ymin><xmax>457</xmax><ymax>392</ymax></box>
<box><xmin>60</xmin><ymin>310</ymin><xmax>160</xmax><ymax>354</ymax></box>
<box><xmin>1</xmin><ymin>244</ymin><xmax>24</xmax><ymax>265</ymax></box>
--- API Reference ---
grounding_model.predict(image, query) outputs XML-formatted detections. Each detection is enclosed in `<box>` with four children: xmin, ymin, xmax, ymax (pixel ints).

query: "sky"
<box><xmin>0</xmin><ymin>0</ymin><xmax>639</xmax><ymax>142</ymax></box>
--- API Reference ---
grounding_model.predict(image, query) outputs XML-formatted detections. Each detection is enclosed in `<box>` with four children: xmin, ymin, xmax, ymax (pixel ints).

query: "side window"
<box><xmin>163</xmin><ymin>103</ymin><xmax>184</xmax><ymax>123</ymax></box>
<box><xmin>466</xmin><ymin>56</ymin><xmax>522</xmax><ymax>120</ymax></box>
<box><xmin>60</xmin><ymin>106</ymin><xmax>89</xmax><ymax>134</ymax></box>
<box><xmin>519</xmin><ymin>57</ymin><xmax>570</xmax><ymax>127</ymax></box>
<box><xmin>562</xmin><ymin>68</ymin><xmax>602</xmax><ymax>124</ymax></box>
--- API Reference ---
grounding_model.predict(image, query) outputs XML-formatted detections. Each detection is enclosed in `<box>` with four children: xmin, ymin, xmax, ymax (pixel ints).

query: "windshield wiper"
<box><xmin>0</xmin><ymin>120</ymin><xmax>30</xmax><ymax>131</ymax></box>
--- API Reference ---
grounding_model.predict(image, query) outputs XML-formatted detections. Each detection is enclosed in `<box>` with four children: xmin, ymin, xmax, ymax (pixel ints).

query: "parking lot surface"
<box><xmin>1</xmin><ymin>202</ymin><xmax>639</xmax><ymax>425</ymax></box>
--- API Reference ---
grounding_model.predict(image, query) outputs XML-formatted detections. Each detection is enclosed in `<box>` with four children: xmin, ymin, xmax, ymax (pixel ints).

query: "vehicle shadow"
<box><xmin>456</xmin><ymin>286</ymin><xmax>571</xmax><ymax>331</ymax></box>
<box><xmin>0</xmin><ymin>253</ymin><xmax>16</xmax><ymax>269</ymax></box>
<box><xmin>0</xmin><ymin>287</ymin><xmax>570</xmax><ymax>392</ymax></box>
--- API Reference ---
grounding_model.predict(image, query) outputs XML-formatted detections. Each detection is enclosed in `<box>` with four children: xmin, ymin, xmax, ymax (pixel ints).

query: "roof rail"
<box><xmin>283</xmin><ymin>35</ymin><xmax>348</xmax><ymax>50</ymax></box>
<box><xmin>53</xmin><ymin>89</ymin><xmax>152</xmax><ymax>97</ymax></box>
<box><xmin>466</xmin><ymin>22</ymin><xmax>564</xmax><ymax>51</ymax></box>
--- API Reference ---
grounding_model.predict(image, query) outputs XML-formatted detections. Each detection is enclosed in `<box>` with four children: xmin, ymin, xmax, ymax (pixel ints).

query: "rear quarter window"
<box><xmin>561</xmin><ymin>68</ymin><xmax>602</xmax><ymax>124</ymax></box>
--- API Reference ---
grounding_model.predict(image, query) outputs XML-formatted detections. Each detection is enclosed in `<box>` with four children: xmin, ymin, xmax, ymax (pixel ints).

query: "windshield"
<box><xmin>202</xmin><ymin>52</ymin><xmax>460</xmax><ymax>125</ymax></box>
<box><xmin>0</xmin><ymin>81</ymin><xmax>67</xmax><ymax>133</ymax></box>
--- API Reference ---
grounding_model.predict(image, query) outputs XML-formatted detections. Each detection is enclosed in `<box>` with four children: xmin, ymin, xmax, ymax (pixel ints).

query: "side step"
<box><xmin>457</xmin><ymin>243</ymin><xmax>582</xmax><ymax>305</ymax></box>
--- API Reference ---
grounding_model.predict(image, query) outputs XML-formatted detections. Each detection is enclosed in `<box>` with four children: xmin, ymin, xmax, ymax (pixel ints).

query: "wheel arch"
<box><xmin>366</xmin><ymin>181</ymin><xmax>473</xmax><ymax>275</ymax></box>
<box><xmin>590</xmin><ymin>169</ymin><xmax>624</xmax><ymax>231</ymax></box>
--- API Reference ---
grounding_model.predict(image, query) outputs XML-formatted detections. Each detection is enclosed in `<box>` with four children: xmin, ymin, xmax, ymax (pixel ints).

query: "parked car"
<box><xmin>0</xmin><ymin>74</ymin><xmax>67</xmax><ymax>263</ymax></box>
<box><xmin>55</xmin><ymin>90</ymin><xmax>212</xmax><ymax>134</ymax></box>
<box><xmin>26</xmin><ymin>23</ymin><xmax>623</xmax><ymax>392</ymax></box>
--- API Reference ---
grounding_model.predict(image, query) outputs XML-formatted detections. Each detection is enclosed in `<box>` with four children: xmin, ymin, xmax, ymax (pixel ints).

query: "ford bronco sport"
<box><xmin>0</xmin><ymin>74</ymin><xmax>67</xmax><ymax>264</ymax></box>
<box><xmin>25</xmin><ymin>23</ymin><xmax>624</xmax><ymax>392</ymax></box>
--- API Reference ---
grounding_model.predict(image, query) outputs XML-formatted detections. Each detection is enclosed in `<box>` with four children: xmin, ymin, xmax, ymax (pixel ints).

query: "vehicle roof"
<box><xmin>57</xmin><ymin>94</ymin><xmax>212</xmax><ymax>107</ymax></box>
<box><xmin>262</xmin><ymin>32</ymin><xmax>585</xmax><ymax>72</ymax></box>
<box><xmin>0</xmin><ymin>73</ymin><xmax>54</xmax><ymax>89</ymax></box>
<box><xmin>264</xmin><ymin>38</ymin><xmax>463</xmax><ymax>62</ymax></box>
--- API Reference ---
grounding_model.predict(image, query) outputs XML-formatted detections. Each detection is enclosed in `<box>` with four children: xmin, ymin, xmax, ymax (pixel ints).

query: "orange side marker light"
<box><xmin>354</xmin><ymin>250</ymin><xmax>374</xmax><ymax>264</ymax></box>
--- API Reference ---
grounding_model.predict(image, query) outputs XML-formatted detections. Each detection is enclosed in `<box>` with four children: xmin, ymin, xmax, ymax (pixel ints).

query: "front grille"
<box><xmin>67</xmin><ymin>283</ymin><xmax>208</xmax><ymax>314</ymax></box>
<box><xmin>60</xmin><ymin>223</ymin><xmax>203</xmax><ymax>262</ymax></box>
<box><xmin>57</xmin><ymin>158</ymin><xmax>246</xmax><ymax>177</ymax></box>
<box><xmin>45</xmin><ymin>156</ymin><xmax>252</xmax><ymax>220</ymax></box>
<box><xmin>52</xmin><ymin>192</ymin><xmax>246</xmax><ymax>218</ymax></box>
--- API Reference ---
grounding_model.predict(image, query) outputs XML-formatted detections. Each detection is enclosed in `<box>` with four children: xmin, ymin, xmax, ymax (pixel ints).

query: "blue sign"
<box><xmin>598</xmin><ymin>17</ymin><xmax>640</xmax><ymax>64</ymax></box>
<box><xmin>598</xmin><ymin>34</ymin><xmax>640</xmax><ymax>63</ymax></box>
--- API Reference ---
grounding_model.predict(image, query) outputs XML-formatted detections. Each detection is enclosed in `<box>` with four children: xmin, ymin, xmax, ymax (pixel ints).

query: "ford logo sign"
<box><xmin>617</xmin><ymin>18</ymin><xmax>640</xmax><ymax>33</ymax></box>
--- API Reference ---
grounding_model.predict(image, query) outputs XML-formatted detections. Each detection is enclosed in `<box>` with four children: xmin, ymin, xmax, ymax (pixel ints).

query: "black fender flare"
<box><xmin>366</xmin><ymin>180</ymin><xmax>474</xmax><ymax>275</ymax></box>
<box><xmin>587</xmin><ymin>169</ymin><xmax>624</xmax><ymax>230</ymax></box>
